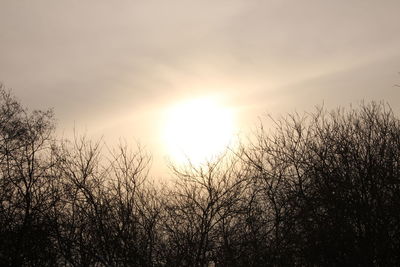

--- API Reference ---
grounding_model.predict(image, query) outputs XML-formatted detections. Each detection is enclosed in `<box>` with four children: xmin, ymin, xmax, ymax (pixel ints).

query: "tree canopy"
<box><xmin>0</xmin><ymin>85</ymin><xmax>400</xmax><ymax>266</ymax></box>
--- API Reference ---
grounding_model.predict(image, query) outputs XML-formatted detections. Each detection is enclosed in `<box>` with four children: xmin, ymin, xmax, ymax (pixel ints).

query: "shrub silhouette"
<box><xmin>0</xmin><ymin>83</ymin><xmax>400</xmax><ymax>266</ymax></box>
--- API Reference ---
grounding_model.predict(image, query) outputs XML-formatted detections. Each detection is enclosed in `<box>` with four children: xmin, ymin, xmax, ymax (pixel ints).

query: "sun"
<box><xmin>162</xmin><ymin>97</ymin><xmax>236</xmax><ymax>165</ymax></box>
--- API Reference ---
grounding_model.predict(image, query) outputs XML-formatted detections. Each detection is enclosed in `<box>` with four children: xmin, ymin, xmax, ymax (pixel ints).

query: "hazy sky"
<box><xmin>1</xmin><ymin>0</ymin><xmax>400</xmax><ymax>175</ymax></box>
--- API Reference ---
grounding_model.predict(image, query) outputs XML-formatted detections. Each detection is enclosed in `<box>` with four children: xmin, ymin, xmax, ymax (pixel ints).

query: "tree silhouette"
<box><xmin>1</xmin><ymin>83</ymin><xmax>400</xmax><ymax>266</ymax></box>
<box><xmin>241</xmin><ymin>103</ymin><xmax>400</xmax><ymax>266</ymax></box>
<box><xmin>0</xmin><ymin>84</ymin><xmax>57</xmax><ymax>265</ymax></box>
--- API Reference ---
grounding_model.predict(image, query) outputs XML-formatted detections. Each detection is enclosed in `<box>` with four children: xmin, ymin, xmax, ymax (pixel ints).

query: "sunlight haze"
<box><xmin>1</xmin><ymin>0</ymin><xmax>400</xmax><ymax>175</ymax></box>
<box><xmin>162</xmin><ymin>96</ymin><xmax>236</xmax><ymax>166</ymax></box>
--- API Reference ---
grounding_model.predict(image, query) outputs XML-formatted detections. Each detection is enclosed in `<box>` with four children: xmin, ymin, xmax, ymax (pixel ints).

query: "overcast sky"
<box><xmin>1</xmin><ymin>0</ymin><xmax>400</xmax><ymax>175</ymax></box>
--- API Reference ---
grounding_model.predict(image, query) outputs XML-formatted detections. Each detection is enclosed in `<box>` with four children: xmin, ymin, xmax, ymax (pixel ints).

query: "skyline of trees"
<box><xmin>1</xmin><ymin>84</ymin><xmax>400</xmax><ymax>266</ymax></box>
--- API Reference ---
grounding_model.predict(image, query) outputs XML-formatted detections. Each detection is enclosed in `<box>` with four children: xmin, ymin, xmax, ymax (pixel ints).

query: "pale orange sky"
<box><xmin>1</xmin><ymin>0</ymin><xmax>400</xmax><ymax>176</ymax></box>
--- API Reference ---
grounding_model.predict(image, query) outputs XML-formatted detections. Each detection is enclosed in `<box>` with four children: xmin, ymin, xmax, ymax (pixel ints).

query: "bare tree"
<box><xmin>52</xmin><ymin>136</ymin><xmax>156</xmax><ymax>266</ymax></box>
<box><xmin>161</xmin><ymin>153</ymin><xmax>250</xmax><ymax>266</ymax></box>
<box><xmin>241</xmin><ymin>102</ymin><xmax>400</xmax><ymax>266</ymax></box>
<box><xmin>0</xmin><ymin>84</ymin><xmax>58</xmax><ymax>266</ymax></box>
<box><xmin>1</xmin><ymin>84</ymin><xmax>400</xmax><ymax>266</ymax></box>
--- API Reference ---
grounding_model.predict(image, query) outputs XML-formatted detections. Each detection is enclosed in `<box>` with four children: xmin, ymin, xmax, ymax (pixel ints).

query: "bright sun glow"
<box><xmin>162</xmin><ymin>97</ymin><xmax>236</xmax><ymax>165</ymax></box>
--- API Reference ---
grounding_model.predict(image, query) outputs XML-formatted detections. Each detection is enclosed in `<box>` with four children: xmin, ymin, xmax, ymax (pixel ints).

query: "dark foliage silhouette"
<box><xmin>0</xmin><ymin>84</ymin><xmax>400</xmax><ymax>266</ymax></box>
